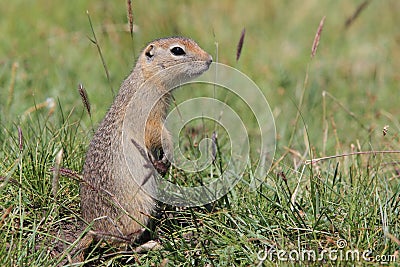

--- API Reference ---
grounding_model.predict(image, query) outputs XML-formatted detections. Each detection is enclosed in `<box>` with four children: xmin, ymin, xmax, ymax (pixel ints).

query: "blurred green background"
<box><xmin>1</xmin><ymin>0</ymin><xmax>399</xmax><ymax>152</ymax></box>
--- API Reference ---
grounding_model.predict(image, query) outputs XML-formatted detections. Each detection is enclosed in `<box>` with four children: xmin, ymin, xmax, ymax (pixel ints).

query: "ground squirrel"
<box><xmin>77</xmin><ymin>37</ymin><xmax>212</xmax><ymax>258</ymax></box>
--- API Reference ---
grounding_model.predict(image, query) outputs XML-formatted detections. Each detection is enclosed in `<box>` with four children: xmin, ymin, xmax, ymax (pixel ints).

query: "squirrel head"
<box><xmin>138</xmin><ymin>37</ymin><xmax>212</xmax><ymax>90</ymax></box>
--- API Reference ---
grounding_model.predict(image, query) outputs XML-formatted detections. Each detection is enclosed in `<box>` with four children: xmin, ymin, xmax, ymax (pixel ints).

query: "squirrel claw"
<box><xmin>148</xmin><ymin>152</ymin><xmax>170</xmax><ymax>176</ymax></box>
<box><xmin>152</xmin><ymin>159</ymin><xmax>170</xmax><ymax>176</ymax></box>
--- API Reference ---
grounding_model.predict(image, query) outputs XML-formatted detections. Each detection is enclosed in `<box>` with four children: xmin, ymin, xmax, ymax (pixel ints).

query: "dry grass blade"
<box><xmin>211</xmin><ymin>131</ymin><xmax>217</xmax><ymax>163</ymax></box>
<box><xmin>130</xmin><ymin>138</ymin><xmax>156</xmax><ymax>185</ymax></box>
<box><xmin>52</xmin><ymin>149</ymin><xmax>63</xmax><ymax>197</ymax></box>
<box><xmin>236</xmin><ymin>28</ymin><xmax>246</xmax><ymax>61</ymax></box>
<box><xmin>306</xmin><ymin>150</ymin><xmax>400</xmax><ymax>165</ymax></box>
<box><xmin>49</xmin><ymin>167</ymin><xmax>82</xmax><ymax>180</ymax></box>
<box><xmin>18</xmin><ymin>126</ymin><xmax>23</xmax><ymax>152</ymax></box>
<box><xmin>385</xmin><ymin>232</ymin><xmax>400</xmax><ymax>246</ymax></box>
<box><xmin>345</xmin><ymin>0</ymin><xmax>371</xmax><ymax>29</ymax></box>
<box><xmin>22</xmin><ymin>98</ymin><xmax>55</xmax><ymax>119</ymax></box>
<box><xmin>311</xmin><ymin>16</ymin><xmax>326</xmax><ymax>58</ymax></box>
<box><xmin>0</xmin><ymin>205</ymin><xmax>13</xmax><ymax>228</ymax></box>
<box><xmin>86</xmin><ymin>10</ymin><xmax>115</xmax><ymax>97</ymax></box>
<box><xmin>160</xmin><ymin>258</ymin><xmax>169</xmax><ymax>267</ymax></box>
<box><xmin>78</xmin><ymin>83</ymin><xmax>91</xmax><ymax>117</ymax></box>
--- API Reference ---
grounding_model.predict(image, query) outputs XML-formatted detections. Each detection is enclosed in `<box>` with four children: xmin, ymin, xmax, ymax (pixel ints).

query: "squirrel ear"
<box><xmin>145</xmin><ymin>45</ymin><xmax>155</xmax><ymax>60</ymax></box>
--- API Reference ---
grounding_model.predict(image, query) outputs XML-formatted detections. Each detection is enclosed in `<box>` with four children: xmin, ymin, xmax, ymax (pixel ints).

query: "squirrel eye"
<box><xmin>170</xmin><ymin>46</ymin><xmax>186</xmax><ymax>56</ymax></box>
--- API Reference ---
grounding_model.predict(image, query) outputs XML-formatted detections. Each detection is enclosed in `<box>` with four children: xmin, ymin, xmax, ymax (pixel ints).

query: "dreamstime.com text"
<box><xmin>256</xmin><ymin>239</ymin><xmax>397</xmax><ymax>265</ymax></box>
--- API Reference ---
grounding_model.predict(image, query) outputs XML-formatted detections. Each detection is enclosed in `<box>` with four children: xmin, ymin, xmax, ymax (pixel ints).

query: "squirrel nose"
<box><xmin>206</xmin><ymin>55</ymin><xmax>213</xmax><ymax>65</ymax></box>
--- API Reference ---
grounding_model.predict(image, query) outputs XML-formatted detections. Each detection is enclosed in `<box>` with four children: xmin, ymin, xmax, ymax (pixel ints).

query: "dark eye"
<box><xmin>170</xmin><ymin>46</ymin><xmax>186</xmax><ymax>56</ymax></box>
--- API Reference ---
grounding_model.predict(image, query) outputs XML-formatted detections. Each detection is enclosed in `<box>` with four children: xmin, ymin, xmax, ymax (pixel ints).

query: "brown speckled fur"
<box><xmin>75</xmin><ymin>37</ymin><xmax>212</xmax><ymax>261</ymax></box>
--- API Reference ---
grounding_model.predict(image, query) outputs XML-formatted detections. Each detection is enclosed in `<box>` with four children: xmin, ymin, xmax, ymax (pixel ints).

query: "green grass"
<box><xmin>1</xmin><ymin>0</ymin><xmax>400</xmax><ymax>266</ymax></box>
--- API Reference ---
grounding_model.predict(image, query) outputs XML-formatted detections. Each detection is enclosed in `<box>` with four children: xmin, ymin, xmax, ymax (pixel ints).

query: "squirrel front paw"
<box><xmin>148</xmin><ymin>149</ymin><xmax>170</xmax><ymax>177</ymax></box>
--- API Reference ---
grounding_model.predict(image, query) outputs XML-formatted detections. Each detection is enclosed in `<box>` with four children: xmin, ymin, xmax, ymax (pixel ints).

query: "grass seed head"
<box><xmin>78</xmin><ymin>83</ymin><xmax>91</xmax><ymax>117</ymax></box>
<box><xmin>126</xmin><ymin>0</ymin><xmax>134</xmax><ymax>36</ymax></box>
<box><xmin>236</xmin><ymin>28</ymin><xmax>246</xmax><ymax>61</ymax></box>
<box><xmin>311</xmin><ymin>16</ymin><xmax>326</xmax><ymax>59</ymax></box>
